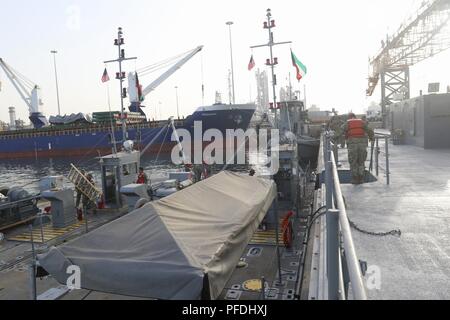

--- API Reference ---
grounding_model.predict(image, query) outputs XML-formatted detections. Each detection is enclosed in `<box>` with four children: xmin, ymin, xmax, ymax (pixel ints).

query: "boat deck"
<box><xmin>218</xmin><ymin>200</ymin><xmax>312</xmax><ymax>301</ymax></box>
<box><xmin>335</xmin><ymin>141</ymin><xmax>450</xmax><ymax>299</ymax></box>
<box><xmin>0</xmin><ymin>208</ymin><xmax>129</xmax><ymax>300</ymax></box>
<box><xmin>0</xmin><ymin>191</ymin><xmax>315</xmax><ymax>300</ymax></box>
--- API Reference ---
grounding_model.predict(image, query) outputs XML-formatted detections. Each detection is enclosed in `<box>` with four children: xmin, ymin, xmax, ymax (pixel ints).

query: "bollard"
<box><xmin>326</xmin><ymin>209</ymin><xmax>340</xmax><ymax>300</ymax></box>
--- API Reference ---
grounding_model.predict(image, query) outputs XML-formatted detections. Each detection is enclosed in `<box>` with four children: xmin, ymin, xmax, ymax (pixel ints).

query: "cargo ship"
<box><xmin>0</xmin><ymin>29</ymin><xmax>256</xmax><ymax>160</ymax></box>
<box><xmin>0</xmin><ymin>103</ymin><xmax>256</xmax><ymax>159</ymax></box>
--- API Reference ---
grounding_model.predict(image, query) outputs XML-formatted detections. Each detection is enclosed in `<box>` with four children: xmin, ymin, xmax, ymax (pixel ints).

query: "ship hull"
<box><xmin>0</xmin><ymin>105</ymin><xmax>256</xmax><ymax>160</ymax></box>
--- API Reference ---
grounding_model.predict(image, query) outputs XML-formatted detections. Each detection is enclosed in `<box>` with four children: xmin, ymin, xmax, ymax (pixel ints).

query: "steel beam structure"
<box><xmin>367</xmin><ymin>0</ymin><xmax>450</xmax><ymax>126</ymax></box>
<box><xmin>381</xmin><ymin>67</ymin><xmax>410</xmax><ymax>127</ymax></box>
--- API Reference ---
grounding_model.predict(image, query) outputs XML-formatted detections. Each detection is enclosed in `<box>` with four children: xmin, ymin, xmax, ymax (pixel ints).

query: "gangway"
<box><xmin>67</xmin><ymin>164</ymin><xmax>102</xmax><ymax>203</ymax></box>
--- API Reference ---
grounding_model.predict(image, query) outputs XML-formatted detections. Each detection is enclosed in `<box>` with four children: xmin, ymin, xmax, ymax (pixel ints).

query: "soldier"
<box><xmin>75</xmin><ymin>169</ymin><xmax>87</xmax><ymax>209</ymax></box>
<box><xmin>82</xmin><ymin>174</ymin><xmax>97</xmax><ymax>215</ymax></box>
<box><xmin>341</xmin><ymin>113</ymin><xmax>374</xmax><ymax>185</ymax></box>
<box><xmin>328</xmin><ymin>115</ymin><xmax>345</xmax><ymax>148</ymax></box>
<box><xmin>136</xmin><ymin>167</ymin><xmax>149</xmax><ymax>185</ymax></box>
<box><xmin>193</xmin><ymin>164</ymin><xmax>203</xmax><ymax>183</ymax></box>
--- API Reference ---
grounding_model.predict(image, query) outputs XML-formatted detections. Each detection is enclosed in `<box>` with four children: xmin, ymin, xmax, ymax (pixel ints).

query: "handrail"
<box><xmin>371</xmin><ymin>135</ymin><xmax>391</xmax><ymax>185</ymax></box>
<box><xmin>330</xmin><ymin>151</ymin><xmax>368</xmax><ymax>300</ymax></box>
<box><xmin>319</xmin><ymin>131</ymin><xmax>368</xmax><ymax>300</ymax></box>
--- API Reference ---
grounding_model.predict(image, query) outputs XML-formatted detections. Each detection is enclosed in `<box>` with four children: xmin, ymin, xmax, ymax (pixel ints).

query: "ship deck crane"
<box><xmin>0</xmin><ymin>58</ymin><xmax>48</xmax><ymax>129</ymax></box>
<box><xmin>367</xmin><ymin>0</ymin><xmax>450</xmax><ymax>127</ymax></box>
<box><xmin>127</xmin><ymin>46</ymin><xmax>203</xmax><ymax>117</ymax></box>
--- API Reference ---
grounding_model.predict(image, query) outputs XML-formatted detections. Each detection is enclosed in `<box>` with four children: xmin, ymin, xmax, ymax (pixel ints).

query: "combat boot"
<box><xmin>358</xmin><ymin>176</ymin><xmax>364</xmax><ymax>185</ymax></box>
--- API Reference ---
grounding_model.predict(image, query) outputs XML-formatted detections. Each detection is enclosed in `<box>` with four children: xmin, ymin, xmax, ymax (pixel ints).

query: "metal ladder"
<box><xmin>68</xmin><ymin>164</ymin><xmax>102</xmax><ymax>202</ymax></box>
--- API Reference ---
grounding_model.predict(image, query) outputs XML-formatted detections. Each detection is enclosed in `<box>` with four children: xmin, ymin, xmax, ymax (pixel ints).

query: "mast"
<box><xmin>251</xmin><ymin>9</ymin><xmax>292</xmax><ymax>129</ymax></box>
<box><xmin>104</xmin><ymin>27</ymin><xmax>137</xmax><ymax>142</ymax></box>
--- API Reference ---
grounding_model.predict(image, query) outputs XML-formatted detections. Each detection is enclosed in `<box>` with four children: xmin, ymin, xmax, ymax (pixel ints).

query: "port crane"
<box><xmin>367</xmin><ymin>0</ymin><xmax>450</xmax><ymax>127</ymax></box>
<box><xmin>0</xmin><ymin>58</ymin><xmax>48</xmax><ymax>129</ymax></box>
<box><xmin>127</xmin><ymin>46</ymin><xmax>203</xmax><ymax>117</ymax></box>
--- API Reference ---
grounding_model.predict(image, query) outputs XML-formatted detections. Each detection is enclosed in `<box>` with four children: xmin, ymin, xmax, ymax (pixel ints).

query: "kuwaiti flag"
<box><xmin>291</xmin><ymin>50</ymin><xmax>307</xmax><ymax>81</ymax></box>
<box><xmin>101</xmin><ymin>68</ymin><xmax>110</xmax><ymax>83</ymax></box>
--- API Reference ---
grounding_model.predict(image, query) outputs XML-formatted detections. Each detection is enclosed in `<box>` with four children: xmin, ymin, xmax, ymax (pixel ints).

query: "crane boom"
<box><xmin>0</xmin><ymin>58</ymin><xmax>48</xmax><ymax>128</ymax></box>
<box><xmin>0</xmin><ymin>58</ymin><xmax>33</xmax><ymax>112</ymax></box>
<box><xmin>128</xmin><ymin>46</ymin><xmax>203</xmax><ymax>115</ymax></box>
<box><xmin>142</xmin><ymin>46</ymin><xmax>203</xmax><ymax>97</ymax></box>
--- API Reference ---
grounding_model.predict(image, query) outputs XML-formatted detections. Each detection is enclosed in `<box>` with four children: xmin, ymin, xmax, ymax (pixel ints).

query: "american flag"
<box><xmin>101</xmin><ymin>68</ymin><xmax>110</xmax><ymax>83</ymax></box>
<box><xmin>248</xmin><ymin>55</ymin><xmax>256</xmax><ymax>71</ymax></box>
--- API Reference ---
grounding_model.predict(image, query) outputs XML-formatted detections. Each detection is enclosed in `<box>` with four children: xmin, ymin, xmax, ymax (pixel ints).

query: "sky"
<box><xmin>1</xmin><ymin>0</ymin><xmax>450</xmax><ymax>124</ymax></box>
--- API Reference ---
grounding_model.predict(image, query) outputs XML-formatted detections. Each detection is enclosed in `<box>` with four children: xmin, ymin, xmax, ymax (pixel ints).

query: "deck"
<box><xmin>333</xmin><ymin>141</ymin><xmax>450</xmax><ymax>299</ymax></box>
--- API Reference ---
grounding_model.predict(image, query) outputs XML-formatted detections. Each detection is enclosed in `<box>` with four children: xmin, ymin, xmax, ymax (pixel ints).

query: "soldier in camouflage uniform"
<box><xmin>341</xmin><ymin>113</ymin><xmax>374</xmax><ymax>184</ymax></box>
<box><xmin>328</xmin><ymin>115</ymin><xmax>345</xmax><ymax>148</ymax></box>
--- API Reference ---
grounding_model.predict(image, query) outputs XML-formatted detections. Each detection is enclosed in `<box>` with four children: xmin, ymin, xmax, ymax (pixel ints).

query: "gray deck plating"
<box><xmin>338</xmin><ymin>142</ymin><xmax>450</xmax><ymax>299</ymax></box>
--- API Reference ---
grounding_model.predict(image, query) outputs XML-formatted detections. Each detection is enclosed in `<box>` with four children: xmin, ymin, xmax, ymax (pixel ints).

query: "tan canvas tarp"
<box><xmin>38</xmin><ymin>171</ymin><xmax>276</xmax><ymax>300</ymax></box>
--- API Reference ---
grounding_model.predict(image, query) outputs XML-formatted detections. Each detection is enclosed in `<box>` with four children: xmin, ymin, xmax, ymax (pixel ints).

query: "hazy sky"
<box><xmin>1</xmin><ymin>0</ymin><xmax>450</xmax><ymax>123</ymax></box>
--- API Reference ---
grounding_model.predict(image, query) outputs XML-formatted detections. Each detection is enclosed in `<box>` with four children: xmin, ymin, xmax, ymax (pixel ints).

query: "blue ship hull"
<box><xmin>0</xmin><ymin>105</ymin><xmax>256</xmax><ymax>159</ymax></box>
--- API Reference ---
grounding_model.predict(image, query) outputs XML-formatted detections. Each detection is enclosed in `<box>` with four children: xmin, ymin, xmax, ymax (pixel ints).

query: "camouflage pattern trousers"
<box><xmin>347</xmin><ymin>138</ymin><xmax>368</xmax><ymax>178</ymax></box>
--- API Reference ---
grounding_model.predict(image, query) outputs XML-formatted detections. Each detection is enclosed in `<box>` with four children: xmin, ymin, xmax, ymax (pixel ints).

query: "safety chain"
<box><xmin>348</xmin><ymin>218</ymin><xmax>401</xmax><ymax>237</ymax></box>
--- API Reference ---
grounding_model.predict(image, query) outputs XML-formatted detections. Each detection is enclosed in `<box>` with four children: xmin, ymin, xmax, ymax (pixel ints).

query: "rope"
<box><xmin>153</xmin><ymin>127</ymin><xmax>170</xmax><ymax>166</ymax></box>
<box><xmin>137</xmin><ymin>49</ymin><xmax>192</xmax><ymax>76</ymax></box>
<box><xmin>141</xmin><ymin>123</ymin><xmax>171</xmax><ymax>155</ymax></box>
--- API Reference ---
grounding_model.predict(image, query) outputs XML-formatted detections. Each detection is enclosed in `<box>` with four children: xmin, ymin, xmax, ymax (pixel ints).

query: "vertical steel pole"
<box><xmin>375</xmin><ymin>138</ymin><xmax>379</xmax><ymax>177</ymax></box>
<box><xmin>51</xmin><ymin>50</ymin><xmax>61</xmax><ymax>116</ymax></box>
<box><xmin>326</xmin><ymin>209</ymin><xmax>340</xmax><ymax>300</ymax></box>
<box><xmin>226</xmin><ymin>22</ymin><xmax>236</xmax><ymax>105</ymax></box>
<box><xmin>334</xmin><ymin>142</ymin><xmax>339</xmax><ymax>165</ymax></box>
<box><xmin>175</xmin><ymin>86</ymin><xmax>180</xmax><ymax>119</ymax></box>
<box><xmin>39</xmin><ymin>215</ymin><xmax>45</xmax><ymax>244</ymax></box>
<box><xmin>274</xmin><ymin>198</ymin><xmax>283</xmax><ymax>285</ymax></box>
<box><xmin>117</xmin><ymin>28</ymin><xmax>127</xmax><ymax>141</ymax></box>
<box><xmin>29</xmin><ymin>225</ymin><xmax>37</xmax><ymax>300</ymax></box>
<box><xmin>260</xmin><ymin>277</ymin><xmax>266</xmax><ymax>300</ymax></box>
<box><xmin>326</xmin><ymin>161</ymin><xmax>333</xmax><ymax>210</ymax></box>
<box><xmin>84</xmin><ymin>205</ymin><xmax>89</xmax><ymax>233</ymax></box>
<box><xmin>385</xmin><ymin>136</ymin><xmax>390</xmax><ymax>185</ymax></box>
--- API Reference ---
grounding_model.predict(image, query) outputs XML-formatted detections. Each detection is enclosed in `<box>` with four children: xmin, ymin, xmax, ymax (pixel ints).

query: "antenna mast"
<box><xmin>251</xmin><ymin>9</ymin><xmax>292</xmax><ymax>128</ymax></box>
<box><xmin>104</xmin><ymin>27</ymin><xmax>137</xmax><ymax>142</ymax></box>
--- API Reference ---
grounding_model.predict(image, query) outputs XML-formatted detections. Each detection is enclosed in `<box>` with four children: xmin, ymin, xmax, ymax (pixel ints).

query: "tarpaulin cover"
<box><xmin>38</xmin><ymin>171</ymin><xmax>276</xmax><ymax>300</ymax></box>
<box><xmin>49</xmin><ymin>113</ymin><xmax>92</xmax><ymax>125</ymax></box>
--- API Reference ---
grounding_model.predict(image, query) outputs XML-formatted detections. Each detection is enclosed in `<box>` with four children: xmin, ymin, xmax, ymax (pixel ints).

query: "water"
<box><xmin>0</xmin><ymin>155</ymin><xmax>179</xmax><ymax>195</ymax></box>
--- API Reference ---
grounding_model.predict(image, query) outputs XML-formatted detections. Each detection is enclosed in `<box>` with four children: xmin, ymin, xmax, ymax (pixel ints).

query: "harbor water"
<box><xmin>0</xmin><ymin>155</ymin><xmax>179</xmax><ymax>195</ymax></box>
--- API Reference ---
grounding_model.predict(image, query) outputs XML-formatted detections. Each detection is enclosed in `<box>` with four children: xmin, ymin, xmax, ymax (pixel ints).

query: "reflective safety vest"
<box><xmin>347</xmin><ymin>119</ymin><xmax>366</xmax><ymax>138</ymax></box>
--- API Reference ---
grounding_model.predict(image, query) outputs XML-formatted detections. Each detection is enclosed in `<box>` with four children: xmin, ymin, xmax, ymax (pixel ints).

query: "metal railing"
<box><xmin>322</xmin><ymin>133</ymin><xmax>367</xmax><ymax>300</ymax></box>
<box><xmin>370</xmin><ymin>133</ymin><xmax>391</xmax><ymax>185</ymax></box>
